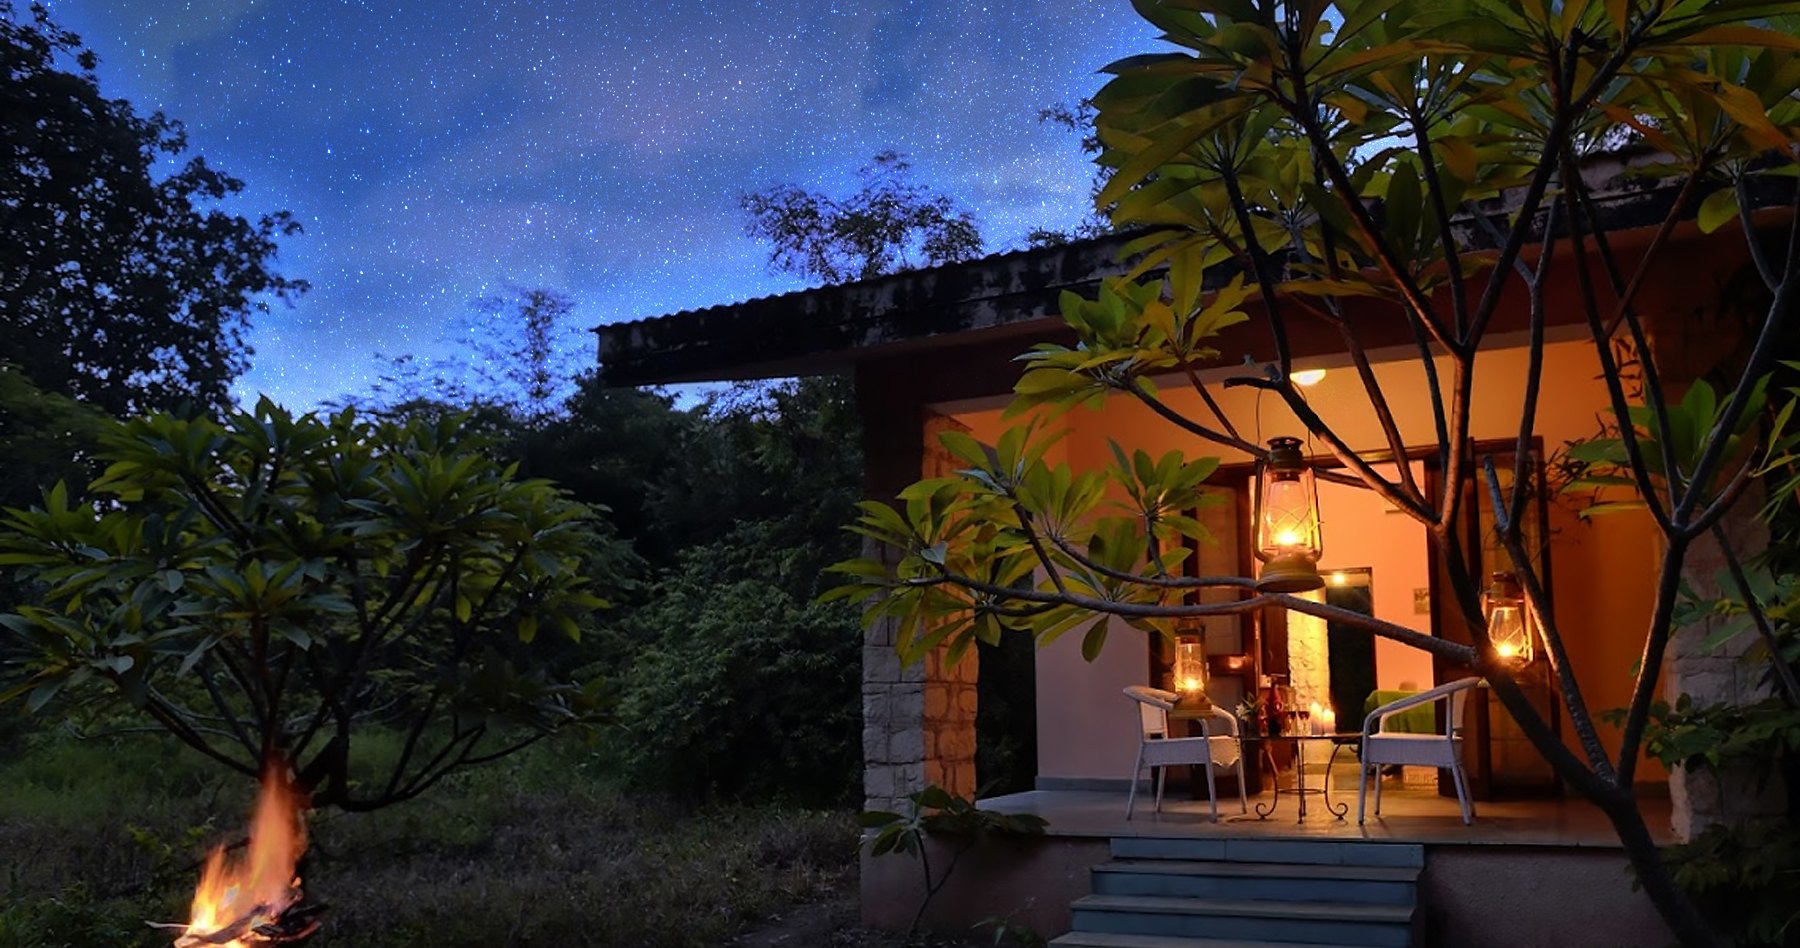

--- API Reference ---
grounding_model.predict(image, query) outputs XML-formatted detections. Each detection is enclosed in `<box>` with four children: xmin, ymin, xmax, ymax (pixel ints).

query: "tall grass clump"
<box><xmin>1</xmin><ymin>731</ymin><xmax>859</xmax><ymax>948</ymax></box>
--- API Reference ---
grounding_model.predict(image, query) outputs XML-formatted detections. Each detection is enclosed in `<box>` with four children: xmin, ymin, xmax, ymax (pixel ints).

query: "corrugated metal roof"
<box><xmin>591</xmin><ymin>152</ymin><xmax>1788</xmax><ymax>388</ymax></box>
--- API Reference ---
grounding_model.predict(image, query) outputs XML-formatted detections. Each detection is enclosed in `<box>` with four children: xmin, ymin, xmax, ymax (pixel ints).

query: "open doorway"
<box><xmin>1263</xmin><ymin>462</ymin><xmax>1434</xmax><ymax>729</ymax></box>
<box><xmin>1325</xmin><ymin>568</ymin><xmax>1376</xmax><ymax>729</ymax></box>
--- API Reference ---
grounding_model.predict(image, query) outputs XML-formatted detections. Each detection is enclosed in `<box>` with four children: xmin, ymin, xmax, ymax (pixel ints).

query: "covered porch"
<box><xmin>862</xmin><ymin>784</ymin><xmax>1676</xmax><ymax>947</ymax></box>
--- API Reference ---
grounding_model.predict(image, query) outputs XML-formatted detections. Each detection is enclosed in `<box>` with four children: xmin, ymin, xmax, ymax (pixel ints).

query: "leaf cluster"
<box><xmin>827</xmin><ymin>418</ymin><xmax>1225</xmax><ymax>668</ymax></box>
<box><xmin>859</xmin><ymin>783</ymin><xmax>1049</xmax><ymax>934</ymax></box>
<box><xmin>1011</xmin><ymin>275</ymin><xmax>1251</xmax><ymax>414</ymax></box>
<box><xmin>859</xmin><ymin>783</ymin><xmax>1048</xmax><ymax>858</ymax></box>
<box><xmin>1660</xmin><ymin>818</ymin><xmax>1800</xmax><ymax>948</ymax></box>
<box><xmin>1562</xmin><ymin>375</ymin><xmax>1787</xmax><ymax>518</ymax></box>
<box><xmin>1093</xmin><ymin>0</ymin><xmax>1800</xmax><ymax>312</ymax></box>
<box><xmin>1617</xmin><ymin>694</ymin><xmax>1800</xmax><ymax>776</ymax></box>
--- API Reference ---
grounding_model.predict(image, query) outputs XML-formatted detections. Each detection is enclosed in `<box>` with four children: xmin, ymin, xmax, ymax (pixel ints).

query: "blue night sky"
<box><xmin>41</xmin><ymin>0</ymin><xmax>1159</xmax><ymax>409</ymax></box>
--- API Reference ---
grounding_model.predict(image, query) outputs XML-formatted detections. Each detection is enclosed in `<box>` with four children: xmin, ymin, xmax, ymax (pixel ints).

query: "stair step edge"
<box><xmin>1051</xmin><ymin>933</ymin><xmax>1378</xmax><ymax>948</ymax></box>
<box><xmin>1110</xmin><ymin>838</ymin><xmax>1425</xmax><ymax>868</ymax></box>
<box><xmin>1073</xmin><ymin>893</ymin><xmax>1415</xmax><ymax>923</ymax></box>
<box><xmin>1095</xmin><ymin>860</ymin><xmax>1420</xmax><ymax>882</ymax></box>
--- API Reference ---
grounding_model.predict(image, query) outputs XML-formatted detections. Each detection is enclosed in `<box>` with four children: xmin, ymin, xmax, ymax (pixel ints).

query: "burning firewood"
<box><xmin>154</xmin><ymin>761</ymin><xmax>315</xmax><ymax>948</ymax></box>
<box><xmin>152</xmin><ymin>898</ymin><xmax>324</xmax><ymax>947</ymax></box>
<box><xmin>250</xmin><ymin>901</ymin><xmax>326</xmax><ymax>943</ymax></box>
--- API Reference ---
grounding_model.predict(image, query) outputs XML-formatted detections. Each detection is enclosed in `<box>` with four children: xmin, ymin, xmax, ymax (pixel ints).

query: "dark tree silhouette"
<box><xmin>741</xmin><ymin>151</ymin><xmax>983</xmax><ymax>284</ymax></box>
<box><xmin>0</xmin><ymin>3</ymin><xmax>305</xmax><ymax>417</ymax></box>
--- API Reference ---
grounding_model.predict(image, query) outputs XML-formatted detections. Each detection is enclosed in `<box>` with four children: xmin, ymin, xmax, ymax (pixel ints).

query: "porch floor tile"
<box><xmin>980</xmin><ymin>783</ymin><xmax>1673</xmax><ymax>848</ymax></box>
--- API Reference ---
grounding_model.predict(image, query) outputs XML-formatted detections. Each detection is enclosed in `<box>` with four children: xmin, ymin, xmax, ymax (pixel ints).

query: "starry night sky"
<box><xmin>41</xmin><ymin>0</ymin><xmax>1158</xmax><ymax>409</ymax></box>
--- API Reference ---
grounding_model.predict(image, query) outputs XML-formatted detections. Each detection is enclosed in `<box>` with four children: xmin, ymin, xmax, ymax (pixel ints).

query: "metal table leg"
<box><xmin>1252</xmin><ymin>742</ymin><xmax>1281</xmax><ymax>819</ymax></box>
<box><xmin>1321</xmin><ymin>739</ymin><xmax>1350</xmax><ymax>819</ymax></box>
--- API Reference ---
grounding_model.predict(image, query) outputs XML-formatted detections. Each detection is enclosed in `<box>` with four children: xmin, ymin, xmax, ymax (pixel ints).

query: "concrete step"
<box><xmin>1111</xmin><ymin>837</ymin><xmax>1424</xmax><ymax>869</ymax></box>
<box><xmin>1070</xmin><ymin>894</ymin><xmax>1414</xmax><ymax>948</ymax></box>
<box><xmin>1091</xmin><ymin>859</ymin><xmax>1418</xmax><ymax>905</ymax></box>
<box><xmin>1051</xmin><ymin>933</ymin><xmax>1375</xmax><ymax>948</ymax></box>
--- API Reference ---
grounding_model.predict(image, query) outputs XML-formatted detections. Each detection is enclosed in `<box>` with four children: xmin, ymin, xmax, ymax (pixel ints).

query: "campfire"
<box><xmin>158</xmin><ymin>763</ymin><xmax>320</xmax><ymax>948</ymax></box>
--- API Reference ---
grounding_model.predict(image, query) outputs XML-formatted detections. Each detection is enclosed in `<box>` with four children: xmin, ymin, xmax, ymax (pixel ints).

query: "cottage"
<box><xmin>594</xmin><ymin>151</ymin><xmax>1789</xmax><ymax>946</ymax></box>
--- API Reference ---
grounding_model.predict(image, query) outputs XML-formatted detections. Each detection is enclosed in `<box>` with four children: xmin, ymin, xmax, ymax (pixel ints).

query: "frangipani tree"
<box><xmin>830</xmin><ymin>2</ymin><xmax>1800</xmax><ymax>945</ymax></box>
<box><xmin>0</xmin><ymin>401</ymin><xmax>616</xmax><ymax>812</ymax></box>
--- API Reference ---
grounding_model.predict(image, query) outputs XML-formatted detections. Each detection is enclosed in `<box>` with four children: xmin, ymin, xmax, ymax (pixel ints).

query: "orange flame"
<box><xmin>177</xmin><ymin>765</ymin><xmax>308</xmax><ymax>948</ymax></box>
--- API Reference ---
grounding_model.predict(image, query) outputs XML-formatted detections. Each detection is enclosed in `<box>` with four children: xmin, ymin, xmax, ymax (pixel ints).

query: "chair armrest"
<box><xmin>1123</xmin><ymin>685</ymin><xmax>1178</xmax><ymax>711</ymax></box>
<box><xmin>1191</xmin><ymin>707</ymin><xmax>1240</xmax><ymax>738</ymax></box>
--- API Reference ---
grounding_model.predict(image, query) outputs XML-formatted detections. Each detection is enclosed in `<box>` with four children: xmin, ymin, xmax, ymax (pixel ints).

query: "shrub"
<box><xmin>613</xmin><ymin>561</ymin><xmax>861</xmax><ymax>805</ymax></box>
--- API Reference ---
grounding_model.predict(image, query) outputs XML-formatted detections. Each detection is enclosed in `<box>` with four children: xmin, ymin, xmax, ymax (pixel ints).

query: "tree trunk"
<box><xmin>1598</xmin><ymin>785</ymin><xmax>1724</xmax><ymax>948</ymax></box>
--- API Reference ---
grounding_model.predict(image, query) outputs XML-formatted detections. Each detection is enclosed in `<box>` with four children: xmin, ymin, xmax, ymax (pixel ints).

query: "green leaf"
<box><xmin>1696</xmin><ymin>186</ymin><xmax>1739</xmax><ymax>234</ymax></box>
<box><xmin>1577</xmin><ymin>500</ymin><xmax>1652</xmax><ymax>519</ymax></box>
<box><xmin>1080</xmin><ymin>620</ymin><xmax>1109</xmax><ymax>663</ymax></box>
<box><xmin>26</xmin><ymin>680</ymin><xmax>63</xmax><ymax>713</ymax></box>
<box><xmin>1384</xmin><ymin>160</ymin><xmax>1424</xmax><ymax>254</ymax></box>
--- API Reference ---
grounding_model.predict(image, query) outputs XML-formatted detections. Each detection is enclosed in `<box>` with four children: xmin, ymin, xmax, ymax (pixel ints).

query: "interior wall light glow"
<box><xmin>1291</xmin><ymin>368</ymin><xmax>1327</xmax><ymax>386</ymax></box>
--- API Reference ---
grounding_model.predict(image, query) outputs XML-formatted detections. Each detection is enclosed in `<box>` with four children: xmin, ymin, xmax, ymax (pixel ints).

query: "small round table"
<box><xmin>1243</xmin><ymin>732</ymin><xmax>1360</xmax><ymax>822</ymax></box>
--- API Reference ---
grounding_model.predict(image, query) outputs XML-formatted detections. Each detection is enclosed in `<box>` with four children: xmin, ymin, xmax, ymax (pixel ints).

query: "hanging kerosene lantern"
<box><xmin>1253</xmin><ymin>436</ymin><xmax>1325</xmax><ymax>593</ymax></box>
<box><xmin>1482</xmin><ymin>571</ymin><xmax>1538</xmax><ymax>666</ymax></box>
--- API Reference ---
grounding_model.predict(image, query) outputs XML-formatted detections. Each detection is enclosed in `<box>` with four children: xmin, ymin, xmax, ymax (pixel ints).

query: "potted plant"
<box><xmin>1236</xmin><ymin>695</ymin><xmax>1265</xmax><ymax>737</ymax></box>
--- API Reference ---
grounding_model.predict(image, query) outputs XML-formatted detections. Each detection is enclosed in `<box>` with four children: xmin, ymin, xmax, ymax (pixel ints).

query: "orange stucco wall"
<box><xmin>1315</xmin><ymin>462</ymin><xmax>1435</xmax><ymax>694</ymax></box>
<box><xmin>941</xmin><ymin>336</ymin><xmax>1660</xmax><ymax>786</ymax></box>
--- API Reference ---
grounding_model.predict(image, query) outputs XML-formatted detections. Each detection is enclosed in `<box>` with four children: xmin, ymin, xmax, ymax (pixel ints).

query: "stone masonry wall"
<box><xmin>1646</xmin><ymin>270</ymin><xmax>1786</xmax><ymax>840</ymax></box>
<box><xmin>860</xmin><ymin>411</ymin><xmax>979</xmax><ymax>814</ymax></box>
<box><xmin>1664</xmin><ymin>505</ymin><xmax>1784</xmax><ymax>840</ymax></box>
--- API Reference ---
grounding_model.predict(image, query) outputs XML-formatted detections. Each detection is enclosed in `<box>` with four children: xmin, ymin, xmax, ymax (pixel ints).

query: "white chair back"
<box><xmin>1137</xmin><ymin>699</ymin><xmax>1167</xmax><ymax>738</ymax></box>
<box><xmin>1123</xmin><ymin>685</ymin><xmax>1177</xmax><ymax>739</ymax></box>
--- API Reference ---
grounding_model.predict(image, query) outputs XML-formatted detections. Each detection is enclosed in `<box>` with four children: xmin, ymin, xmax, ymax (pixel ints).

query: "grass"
<box><xmin>0</xmin><ymin>729</ymin><xmax>859</xmax><ymax>948</ymax></box>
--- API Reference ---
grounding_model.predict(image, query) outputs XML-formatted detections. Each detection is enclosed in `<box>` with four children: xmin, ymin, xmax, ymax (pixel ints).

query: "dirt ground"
<box><xmin>723</xmin><ymin>891</ymin><xmax>1010</xmax><ymax>948</ymax></box>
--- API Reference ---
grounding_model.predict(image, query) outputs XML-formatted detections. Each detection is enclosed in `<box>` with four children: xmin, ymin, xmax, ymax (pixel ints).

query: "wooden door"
<box><xmin>1427</xmin><ymin>441</ymin><xmax>1563</xmax><ymax>799</ymax></box>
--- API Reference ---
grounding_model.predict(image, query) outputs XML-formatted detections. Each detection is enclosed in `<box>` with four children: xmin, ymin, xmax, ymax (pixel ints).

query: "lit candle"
<box><xmin>1309</xmin><ymin>702</ymin><xmax>1323</xmax><ymax>736</ymax></box>
<box><xmin>1321</xmin><ymin>708</ymin><xmax>1337</xmax><ymax>734</ymax></box>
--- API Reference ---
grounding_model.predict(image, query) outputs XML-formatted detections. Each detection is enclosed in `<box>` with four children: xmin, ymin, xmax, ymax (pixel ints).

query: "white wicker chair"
<box><xmin>1355</xmin><ymin>676</ymin><xmax>1483</xmax><ymax>825</ymax></box>
<box><xmin>1123</xmin><ymin>685</ymin><xmax>1247</xmax><ymax>822</ymax></box>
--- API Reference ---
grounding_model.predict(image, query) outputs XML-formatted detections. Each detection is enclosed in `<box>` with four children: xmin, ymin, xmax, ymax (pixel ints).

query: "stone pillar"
<box><xmin>1286</xmin><ymin>588</ymin><xmax>1331</xmax><ymax>717</ymax></box>
<box><xmin>858</xmin><ymin>538</ymin><xmax>982</xmax><ymax>812</ymax></box>
<box><xmin>1664</xmin><ymin>503</ymin><xmax>1784</xmax><ymax>840</ymax></box>
<box><xmin>862</xmin><ymin>541</ymin><xmax>928</xmax><ymax>814</ymax></box>
<box><xmin>1644</xmin><ymin>266</ymin><xmax>1786</xmax><ymax>840</ymax></box>
<box><xmin>923</xmin><ymin>637</ymin><xmax>980</xmax><ymax>800</ymax></box>
<box><xmin>856</xmin><ymin>372</ymin><xmax>979</xmax><ymax>813</ymax></box>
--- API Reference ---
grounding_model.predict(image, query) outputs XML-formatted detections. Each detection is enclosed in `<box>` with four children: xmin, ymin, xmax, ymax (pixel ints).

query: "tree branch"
<box><xmin>1567</xmin><ymin>162</ymin><xmax>1684</xmax><ymax>509</ymax></box>
<box><xmin>1713</xmin><ymin>522</ymin><xmax>1800</xmax><ymax>707</ymax></box>
<box><xmin>1615</xmin><ymin>537</ymin><xmax>1690</xmax><ymax>787</ymax></box>
<box><xmin>1412</xmin><ymin>110</ymin><xmax>1471</xmax><ymax>337</ymax></box>
<box><xmin>1225</xmin><ymin>374</ymin><xmax>1437</xmax><ymax>520</ymax></box>
<box><xmin>1486</xmin><ymin>459</ymin><xmax>1618</xmax><ymax>778</ymax></box>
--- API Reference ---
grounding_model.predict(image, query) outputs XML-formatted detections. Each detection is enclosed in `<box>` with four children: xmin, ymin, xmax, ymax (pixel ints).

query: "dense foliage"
<box><xmin>602</xmin><ymin>378</ymin><xmax>865</xmax><ymax>805</ymax></box>
<box><xmin>1629</xmin><ymin>494</ymin><xmax>1800</xmax><ymax>947</ymax></box>
<box><xmin>0</xmin><ymin>366</ymin><xmax>107</xmax><ymax>514</ymax></box>
<box><xmin>337</xmin><ymin>286</ymin><xmax>871</xmax><ymax>807</ymax></box>
<box><xmin>0</xmin><ymin>3</ymin><xmax>305</xmax><ymax>418</ymax></box>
